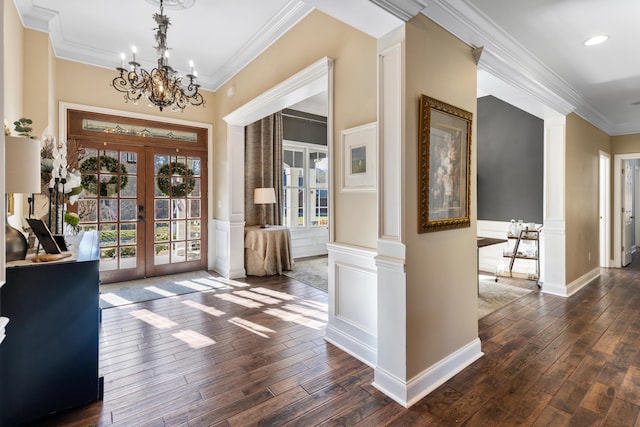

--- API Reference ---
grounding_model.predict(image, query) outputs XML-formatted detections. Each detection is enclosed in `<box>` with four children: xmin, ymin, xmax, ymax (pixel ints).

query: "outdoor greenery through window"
<box><xmin>283</xmin><ymin>142</ymin><xmax>328</xmax><ymax>228</ymax></box>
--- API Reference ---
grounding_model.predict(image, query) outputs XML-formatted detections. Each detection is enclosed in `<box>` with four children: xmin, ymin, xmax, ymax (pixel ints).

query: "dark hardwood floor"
<box><xmin>37</xmin><ymin>257</ymin><xmax>640</xmax><ymax>426</ymax></box>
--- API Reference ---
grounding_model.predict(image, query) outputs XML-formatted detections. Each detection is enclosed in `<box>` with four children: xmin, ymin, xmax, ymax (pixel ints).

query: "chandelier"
<box><xmin>112</xmin><ymin>0</ymin><xmax>204</xmax><ymax>112</ymax></box>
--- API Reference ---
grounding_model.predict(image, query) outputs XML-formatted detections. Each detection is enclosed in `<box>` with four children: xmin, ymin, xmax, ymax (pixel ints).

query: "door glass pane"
<box><xmin>120</xmin><ymin>176</ymin><xmax>137</xmax><ymax>198</ymax></box>
<box><xmin>188</xmin><ymin>220</ymin><xmax>201</xmax><ymax>239</ymax></box>
<box><xmin>120</xmin><ymin>151</ymin><xmax>138</xmax><ymax>175</ymax></box>
<box><xmin>187</xmin><ymin>240</ymin><xmax>200</xmax><ymax>261</ymax></box>
<box><xmin>172</xmin><ymin>242</ymin><xmax>186</xmax><ymax>263</ymax></box>
<box><xmin>155</xmin><ymin>199</ymin><xmax>170</xmax><ymax>220</ymax></box>
<box><xmin>155</xmin><ymin>222</ymin><xmax>169</xmax><ymax>242</ymax></box>
<box><xmin>100</xmin><ymin>200</ymin><xmax>118</xmax><ymax>222</ymax></box>
<box><xmin>188</xmin><ymin>200</ymin><xmax>200</xmax><ymax>218</ymax></box>
<box><xmin>78</xmin><ymin>199</ymin><xmax>97</xmax><ymax>222</ymax></box>
<box><xmin>120</xmin><ymin>246</ymin><xmax>137</xmax><ymax>269</ymax></box>
<box><xmin>152</xmin><ymin>153</ymin><xmax>203</xmax><ymax>267</ymax></box>
<box><xmin>120</xmin><ymin>199</ymin><xmax>137</xmax><ymax>222</ymax></box>
<box><xmin>155</xmin><ymin>155</ymin><xmax>170</xmax><ymax>174</ymax></box>
<box><xmin>172</xmin><ymin>221</ymin><xmax>186</xmax><ymax>241</ymax></box>
<box><xmin>120</xmin><ymin>223</ymin><xmax>137</xmax><ymax>245</ymax></box>
<box><xmin>155</xmin><ymin>244</ymin><xmax>170</xmax><ymax>265</ymax></box>
<box><xmin>172</xmin><ymin>199</ymin><xmax>186</xmax><ymax>219</ymax></box>
<box><xmin>77</xmin><ymin>147</ymin><xmax>141</xmax><ymax>274</ymax></box>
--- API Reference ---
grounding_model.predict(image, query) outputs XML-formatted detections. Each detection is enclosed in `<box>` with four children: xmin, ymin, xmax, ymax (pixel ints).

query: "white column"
<box><xmin>373</xmin><ymin>26</ymin><xmax>410</xmax><ymax>405</ymax></box>
<box><xmin>540</xmin><ymin>113</ymin><xmax>567</xmax><ymax>295</ymax></box>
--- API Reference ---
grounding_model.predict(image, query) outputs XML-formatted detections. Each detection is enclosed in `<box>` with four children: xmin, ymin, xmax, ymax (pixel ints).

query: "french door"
<box><xmin>75</xmin><ymin>142</ymin><xmax>207</xmax><ymax>283</ymax></box>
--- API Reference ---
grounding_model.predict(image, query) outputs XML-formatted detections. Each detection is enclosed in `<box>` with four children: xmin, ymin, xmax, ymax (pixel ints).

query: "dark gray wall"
<box><xmin>477</xmin><ymin>95</ymin><xmax>543</xmax><ymax>224</ymax></box>
<box><xmin>283</xmin><ymin>108</ymin><xmax>327</xmax><ymax>146</ymax></box>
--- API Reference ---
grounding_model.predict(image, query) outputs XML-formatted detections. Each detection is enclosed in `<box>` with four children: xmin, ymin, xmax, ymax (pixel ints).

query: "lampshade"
<box><xmin>5</xmin><ymin>136</ymin><xmax>41</xmax><ymax>194</ymax></box>
<box><xmin>254</xmin><ymin>187</ymin><xmax>276</xmax><ymax>204</ymax></box>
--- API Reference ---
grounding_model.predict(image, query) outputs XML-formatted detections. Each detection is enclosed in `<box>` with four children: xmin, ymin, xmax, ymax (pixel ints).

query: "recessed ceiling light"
<box><xmin>584</xmin><ymin>35</ymin><xmax>608</xmax><ymax>46</ymax></box>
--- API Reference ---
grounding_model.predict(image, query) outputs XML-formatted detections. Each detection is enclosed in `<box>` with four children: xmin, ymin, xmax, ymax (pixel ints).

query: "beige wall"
<box><xmin>10</xmin><ymin>8</ymin><xmax>379</xmax><ymax>252</ymax></box>
<box><xmin>53</xmin><ymin>58</ymin><xmax>216</xmax><ymax>126</ymax></box>
<box><xmin>4</xmin><ymin>0</ymin><xmax>26</xmax><ymax>227</ymax></box>
<box><xmin>4</xmin><ymin>0</ymin><xmax>22</xmax><ymax>123</ymax></box>
<box><xmin>404</xmin><ymin>16</ymin><xmax>478</xmax><ymax>377</ymax></box>
<box><xmin>565</xmin><ymin>113</ymin><xmax>610</xmax><ymax>283</ymax></box>
<box><xmin>14</xmin><ymin>8</ymin><xmax>380</xmax><ymax>250</ymax></box>
<box><xmin>212</xmin><ymin>10</ymin><xmax>378</xmax><ymax>248</ymax></box>
<box><xmin>23</xmin><ymin>29</ymin><xmax>49</xmax><ymax>137</ymax></box>
<box><xmin>612</xmin><ymin>133</ymin><xmax>640</xmax><ymax>154</ymax></box>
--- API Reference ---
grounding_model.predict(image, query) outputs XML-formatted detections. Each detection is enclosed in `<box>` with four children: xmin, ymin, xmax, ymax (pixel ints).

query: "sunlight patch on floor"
<box><xmin>251</xmin><ymin>287</ymin><xmax>298</xmax><ymax>301</ymax></box>
<box><xmin>175</xmin><ymin>279</ymin><xmax>217</xmax><ymax>291</ymax></box>
<box><xmin>300</xmin><ymin>300</ymin><xmax>328</xmax><ymax>311</ymax></box>
<box><xmin>130</xmin><ymin>309</ymin><xmax>178</xmax><ymax>329</ymax></box>
<box><xmin>172</xmin><ymin>329</ymin><xmax>216</xmax><ymax>349</ymax></box>
<box><xmin>233</xmin><ymin>290</ymin><xmax>282</xmax><ymax>305</ymax></box>
<box><xmin>282</xmin><ymin>303</ymin><xmax>328</xmax><ymax>321</ymax></box>
<box><xmin>100</xmin><ymin>293</ymin><xmax>133</xmax><ymax>307</ymax></box>
<box><xmin>211</xmin><ymin>277</ymin><xmax>250</xmax><ymax>288</ymax></box>
<box><xmin>264</xmin><ymin>308</ymin><xmax>325</xmax><ymax>329</ymax></box>
<box><xmin>181</xmin><ymin>300</ymin><xmax>225</xmax><ymax>317</ymax></box>
<box><xmin>214</xmin><ymin>293</ymin><xmax>263</xmax><ymax>308</ymax></box>
<box><xmin>144</xmin><ymin>286</ymin><xmax>177</xmax><ymax>297</ymax></box>
<box><xmin>229</xmin><ymin>317</ymin><xmax>275</xmax><ymax>338</ymax></box>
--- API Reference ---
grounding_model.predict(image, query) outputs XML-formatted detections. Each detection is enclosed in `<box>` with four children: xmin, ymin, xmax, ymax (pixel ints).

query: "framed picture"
<box><xmin>341</xmin><ymin>122</ymin><xmax>377</xmax><ymax>192</ymax></box>
<box><xmin>418</xmin><ymin>95</ymin><xmax>472</xmax><ymax>233</ymax></box>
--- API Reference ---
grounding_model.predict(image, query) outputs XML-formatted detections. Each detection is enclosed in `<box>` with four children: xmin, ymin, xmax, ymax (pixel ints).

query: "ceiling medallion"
<box><xmin>144</xmin><ymin>0</ymin><xmax>196</xmax><ymax>10</ymax></box>
<box><xmin>112</xmin><ymin>0</ymin><xmax>204</xmax><ymax>112</ymax></box>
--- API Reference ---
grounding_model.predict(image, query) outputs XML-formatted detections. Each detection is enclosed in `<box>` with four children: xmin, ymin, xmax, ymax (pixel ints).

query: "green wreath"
<box><xmin>156</xmin><ymin>162</ymin><xmax>196</xmax><ymax>197</ymax></box>
<box><xmin>79</xmin><ymin>156</ymin><xmax>128</xmax><ymax>197</ymax></box>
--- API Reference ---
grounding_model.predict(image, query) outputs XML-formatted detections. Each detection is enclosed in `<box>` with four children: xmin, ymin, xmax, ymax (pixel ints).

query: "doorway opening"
<box><xmin>599</xmin><ymin>151</ymin><xmax>610</xmax><ymax>268</ymax></box>
<box><xmin>613</xmin><ymin>153</ymin><xmax>640</xmax><ymax>267</ymax></box>
<box><xmin>66</xmin><ymin>108</ymin><xmax>209</xmax><ymax>284</ymax></box>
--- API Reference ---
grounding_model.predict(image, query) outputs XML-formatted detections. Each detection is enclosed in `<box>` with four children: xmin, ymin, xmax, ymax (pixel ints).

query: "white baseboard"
<box><xmin>325</xmin><ymin>325</ymin><xmax>376</xmax><ymax>368</ymax></box>
<box><xmin>542</xmin><ymin>267</ymin><xmax>599</xmax><ymax>297</ymax></box>
<box><xmin>373</xmin><ymin>338</ymin><xmax>483</xmax><ymax>408</ymax></box>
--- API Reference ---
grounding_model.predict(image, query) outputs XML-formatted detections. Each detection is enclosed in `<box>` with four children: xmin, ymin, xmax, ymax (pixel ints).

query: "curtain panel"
<box><xmin>244</xmin><ymin>112</ymin><xmax>283</xmax><ymax>226</ymax></box>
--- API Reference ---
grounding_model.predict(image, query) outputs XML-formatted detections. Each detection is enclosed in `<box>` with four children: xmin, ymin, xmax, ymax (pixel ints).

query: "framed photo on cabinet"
<box><xmin>341</xmin><ymin>122</ymin><xmax>377</xmax><ymax>192</ymax></box>
<box><xmin>418</xmin><ymin>95</ymin><xmax>472</xmax><ymax>233</ymax></box>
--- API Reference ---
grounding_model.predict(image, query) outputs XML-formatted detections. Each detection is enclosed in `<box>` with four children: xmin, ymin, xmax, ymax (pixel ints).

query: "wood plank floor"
<box><xmin>37</xmin><ymin>259</ymin><xmax>640</xmax><ymax>426</ymax></box>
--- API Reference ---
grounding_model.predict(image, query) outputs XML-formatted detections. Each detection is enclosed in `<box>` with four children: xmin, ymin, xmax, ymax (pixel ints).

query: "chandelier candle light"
<box><xmin>112</xmin><ymin>0</ymin><xmax>204</xmax><ymax>112</ymax></box>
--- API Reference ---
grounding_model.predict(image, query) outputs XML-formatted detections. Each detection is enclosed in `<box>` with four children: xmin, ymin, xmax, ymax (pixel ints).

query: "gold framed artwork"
<box><xmin>418</xmin><ymin>95</ymin><xmax>472</xmax><ymax>233</ymax></box>
<box><xmin>8</xmin><ymin>193</ymin><xmax>14</xmax><ymax>215</ymax></box>
<box><xmin>341</xmin><ymin>122</ymin><xmax>377</xmax><ymax>192</ymax></box>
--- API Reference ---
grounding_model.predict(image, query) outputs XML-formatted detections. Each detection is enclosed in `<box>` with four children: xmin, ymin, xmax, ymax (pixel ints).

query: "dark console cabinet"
<box><xmin>0</xmin><ymin>240</ymin><xmax>101</xmax><ymax>426</ymax></box>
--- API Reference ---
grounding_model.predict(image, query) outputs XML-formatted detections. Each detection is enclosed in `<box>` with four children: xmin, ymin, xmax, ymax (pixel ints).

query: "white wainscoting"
<box><xmin>212</xmin><ymin>219</ymin><xmax>246</xmax><ymax>279</ymax></box>
<box><xmin>325</xmin><ymin>243</ymin><xmax>378</xmax><ymax>367</ymax></box>
<box><xmin>290</xmin><ymin>227</ymin><xmax>329</xmax><ymax>259</ymax></box>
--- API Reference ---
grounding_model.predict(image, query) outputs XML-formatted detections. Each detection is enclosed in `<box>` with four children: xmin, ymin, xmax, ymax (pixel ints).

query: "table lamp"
<box><xmin>254</xmin><ymin>187</ymin><xmax>276</xmax><ymax>228</ymax></box>
<box><xmin>5</xmin><ymin>136</ymin><xmax>41</xmax><ymax>261</ymax></box>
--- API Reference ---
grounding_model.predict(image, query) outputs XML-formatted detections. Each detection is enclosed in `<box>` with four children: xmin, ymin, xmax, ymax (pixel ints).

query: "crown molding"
<box><xmin>209</xmin><ymin>0</ymin><xmax>313</xmax><ymax>90</ymax></box>
<box><xmin>13</xmin><ymin>0</ymin><xmax>313</xmax><ymax>92</ymax></box>
<box><xmin>423</xmin><ymin>0</ymin><xmax>617</xmax><ymax>134</ymax></box>
<box><xmin>13</xmin><ymin>0</ymin><xmax>55</xmax><ymax>32</ymax></box>
<box><xmin>367</xmin><ymin>0</ymin><xmax>428</xmax><ymax>21</ymax></box>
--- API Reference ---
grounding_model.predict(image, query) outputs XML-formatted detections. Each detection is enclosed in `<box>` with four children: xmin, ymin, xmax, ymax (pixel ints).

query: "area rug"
<box><xmin>284</xmin><ymin>256</ymin><xmax>328</xmax><ymax>292</ymax></box>
<box><xmin>99</xmin><ymin>270</ymin><xmax>224</xmax><ymax>309</ymax></box>
<box><xmin>478</xmin><ymin>279</ymin><xmax>532</xmax><ymax>318</ymax></box>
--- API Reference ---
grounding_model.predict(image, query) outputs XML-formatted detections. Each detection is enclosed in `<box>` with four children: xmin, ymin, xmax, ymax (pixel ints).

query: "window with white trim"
<box><xmin>283</xmin><ymin>141</ymin><xmax>328</xmax><ymax>229</ymax></box>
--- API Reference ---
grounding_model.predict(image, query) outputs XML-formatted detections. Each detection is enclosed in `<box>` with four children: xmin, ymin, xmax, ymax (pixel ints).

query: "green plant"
<box><xmin>64</xmin><ymin>211</ymin><xmax>80</xmax><ymax>234</ymax></box>
<box><xmin>13</xmin><ymin>117</ymin><xmax>36</xmax><ymax>139</ymax></box>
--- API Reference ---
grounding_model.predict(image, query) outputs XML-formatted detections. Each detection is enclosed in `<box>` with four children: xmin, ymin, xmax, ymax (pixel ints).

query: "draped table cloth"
<box><xmin>244</xmin><ymin>226</ymin><xmax>294</xmax><ymax>276</ymax></box>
